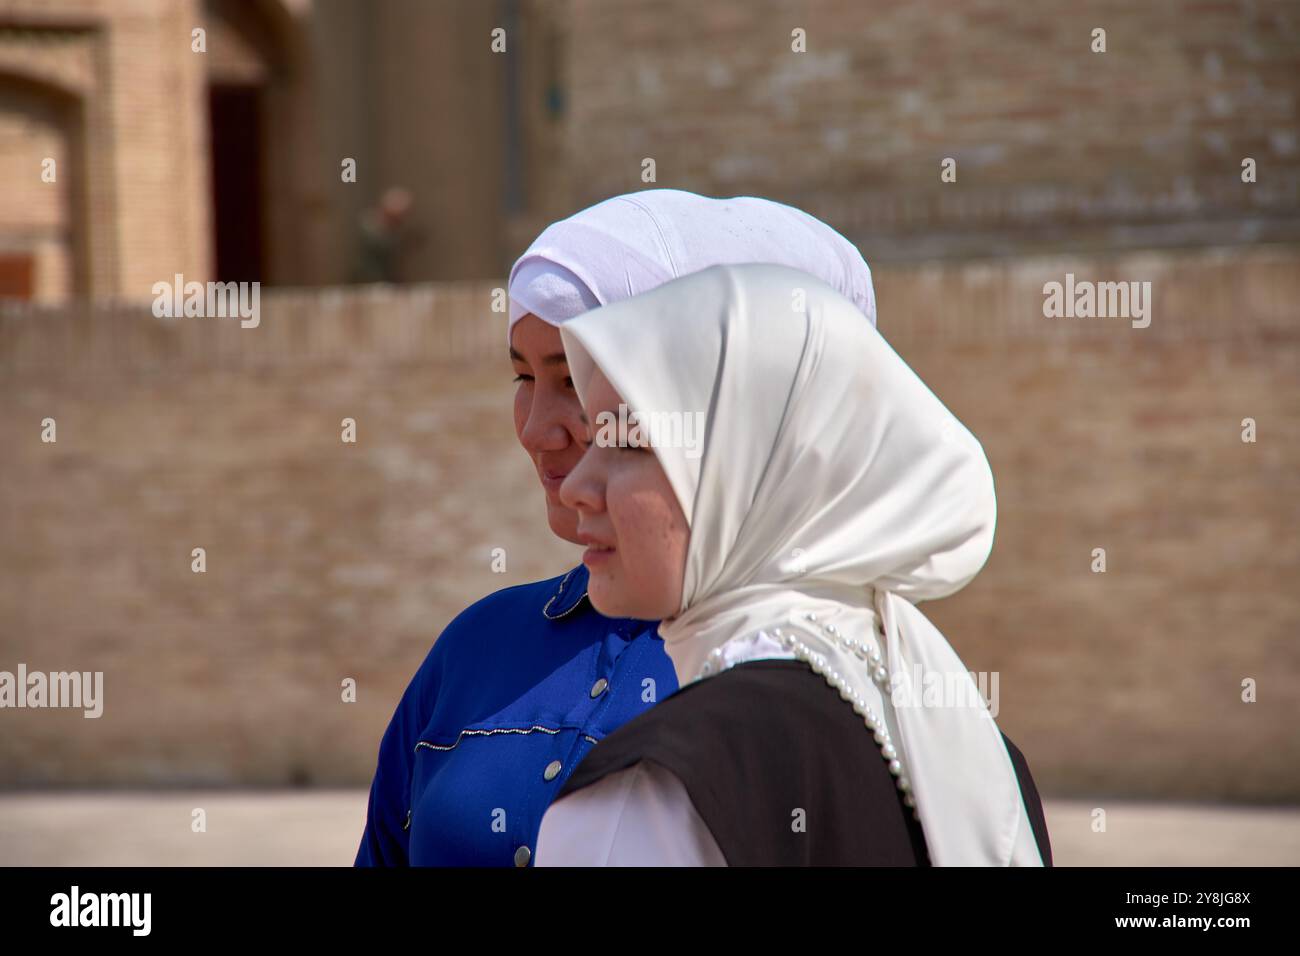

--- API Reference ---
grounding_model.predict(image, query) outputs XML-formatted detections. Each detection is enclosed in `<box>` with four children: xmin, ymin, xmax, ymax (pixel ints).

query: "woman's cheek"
<box><xmin>511</xmin><ymin>385</ymin><xmax>530</xmax><ymax>442</ymax></box>
<box><xmin>607</xmin><ymin>468</ymin><xmax>642</xmax><ymax>560</ymax></box>
<box><xmin>611</xmin><ymin>467</ymin><xmax>658</xmax><ymax>580</ymax></box>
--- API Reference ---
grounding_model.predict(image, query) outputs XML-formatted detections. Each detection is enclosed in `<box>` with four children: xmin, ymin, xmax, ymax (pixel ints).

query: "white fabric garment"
<box><xmin>506</xmin><ymin>188</ymin><xmax>876</xmax><ymax>344</ymax></box>
<box><xmin>537</xmin><ymin>631</ymin><xmax>794</xmax><ymax>866</ymax></box>
<box><xmin>536</xmin><ymin>759</ymin><xmax>727</xmax><ymax>867</ymax></box>
<box><xmin>557</xmin><ymin>263</ymin><xmax>1044</xmax><ymax>867</ymax></box>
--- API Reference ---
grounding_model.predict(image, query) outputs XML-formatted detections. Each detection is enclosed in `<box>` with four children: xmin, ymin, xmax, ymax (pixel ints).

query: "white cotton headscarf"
<box><xmin>559</xmin><ymin>263</ymin><xmax>1044</xmax><ymax>867</ymax></box>
<box><xmin>507</xmin><ymin>188</ymin><xmax>875</xmax><ymax>343</ymax></box>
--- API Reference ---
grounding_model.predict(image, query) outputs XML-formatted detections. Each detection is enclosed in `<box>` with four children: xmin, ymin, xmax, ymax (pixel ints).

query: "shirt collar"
<box><xmin>542</xmin><ymin>564</ymin><xmax>591</xmax><ymax>620</ymax></box>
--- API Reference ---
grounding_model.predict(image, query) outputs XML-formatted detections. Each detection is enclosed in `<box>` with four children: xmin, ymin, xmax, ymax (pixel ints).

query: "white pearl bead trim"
<box><xmin>694</xmin><ymin>612</ymin><xmax>922</xmax><ymax>823</ymax></box>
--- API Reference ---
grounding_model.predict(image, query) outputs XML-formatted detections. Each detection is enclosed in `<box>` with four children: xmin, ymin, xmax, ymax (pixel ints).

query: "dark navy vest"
<box><xmin>559</xmin><ymin>658</ymin><xmax>1053</xmax><ymax>866</ymax></box>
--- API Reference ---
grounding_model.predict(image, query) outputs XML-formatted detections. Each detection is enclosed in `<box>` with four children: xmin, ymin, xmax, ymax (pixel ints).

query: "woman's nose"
<box><xmin>520</xmin><ymin>392</ymin><xmax>572</xmax><ymax>452</ymax></box>
<box><xmin>522</xmin><ymin>387</ymin><xmax>584</xmax><ymax>452</ymax></box>
<box><xmin>558</xmin><ymin>449</ymin><xmax>603</xmax><ymax>513</ymax></box>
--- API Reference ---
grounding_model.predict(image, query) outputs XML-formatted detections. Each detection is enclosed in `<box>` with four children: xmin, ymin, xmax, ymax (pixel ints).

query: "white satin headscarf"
<box><xmin>559</xmin><ymin>263</ymin><xmax>1043</xmax><ymax>867</ymax></box>
<box><xmin>507</xmin><ymin>188</ymin><xmax>876</xmax><ymax>343</ymax></box>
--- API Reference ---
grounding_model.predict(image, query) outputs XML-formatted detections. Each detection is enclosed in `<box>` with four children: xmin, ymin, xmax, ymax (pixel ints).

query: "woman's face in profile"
<box><xmin>509</xmin><ymin>314</ymin><xmax>589</xmax><ymax>544</ymax></box>
<box><xmin>559</xmin><ymin>367</ymin><xmax>690</xmax><ymax>621</ymax></box>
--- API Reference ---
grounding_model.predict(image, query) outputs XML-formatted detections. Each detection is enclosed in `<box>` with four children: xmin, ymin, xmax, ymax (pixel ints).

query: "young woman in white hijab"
<box><xmin>535</xmin><ymin>263</ymin><xmax>1052</xmax><ymax>867</ymax></box>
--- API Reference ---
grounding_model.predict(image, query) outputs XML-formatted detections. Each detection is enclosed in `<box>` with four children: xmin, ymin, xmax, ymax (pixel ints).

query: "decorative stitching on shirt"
<box><xmin>415</xmin><ymin>724</ymin><xmax>564</xmax><ymax>753</ymax></box>
<box><xmin>415</xmin><ymin>727</ymin><xmax>601</xmax><ymax>755</ymax></box>
<box><xmin>542</xmin><ymin>566</ymin><xmax>589</xmax><ymax>620</ymax></box>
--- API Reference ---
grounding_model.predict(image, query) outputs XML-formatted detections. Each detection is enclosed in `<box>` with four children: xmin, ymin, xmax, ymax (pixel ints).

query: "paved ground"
<box><xmin>1</xmin><ymin>791</ymin><xmax>1297</xmax><ymax>866</ymax></box>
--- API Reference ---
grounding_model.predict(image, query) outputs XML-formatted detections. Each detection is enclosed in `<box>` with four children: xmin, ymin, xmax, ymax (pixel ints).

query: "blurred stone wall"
<box><xmin>562</xmin><ymin>0</ymin><xmax>1300</xmax><ymax>260</ymax></box>
<box><xmin>5</xmin><ymin>0</ymin><xmax>1296</xmax><ymax>295</ymax></box>
<box><xmin>0</xmin><ymin>245</ymin><xmax>1297</xmax><ymax>799</ymax></box>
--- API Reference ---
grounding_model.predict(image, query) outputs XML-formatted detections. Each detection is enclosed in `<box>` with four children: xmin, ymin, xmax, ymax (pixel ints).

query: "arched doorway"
<box><xmin>0</xmin><ymin>71</ymin><xmax>86</xmax><ymax>301</ymax></box>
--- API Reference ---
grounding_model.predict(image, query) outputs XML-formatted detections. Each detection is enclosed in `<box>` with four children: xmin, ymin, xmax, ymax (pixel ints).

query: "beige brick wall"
<box><xmin>561</xmin><ymin>0</ymin><xmax>1300</xmax><ymax>259</ymax></box>
<box><xmin>875</xmin><ymin>247</ymin><xmax>1300</xmax><ymax>800</ymax></box>
<box><xmin>0</xmin><ymin>245</ymin><xmax>1296</xmax><ymax>800</ymax></box>
<box><xmin>5</xmin><ymin>1</ymin><xmax>1295</xmax><ymax>291</ymax></box>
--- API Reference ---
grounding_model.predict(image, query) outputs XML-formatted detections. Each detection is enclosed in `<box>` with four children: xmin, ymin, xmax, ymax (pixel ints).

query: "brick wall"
<box><xmin>561</xmin><ymin>0</ymin><xmax>1300</xmax><ymax>260</ymax></box>
<box><xmin>4</xmin><ymin>1</ymin><xmax>1295</xmax><ymax>294</ymax></box>
<box><xmin>0</xmin><ymin>244</ymin><xmax>1296</xmax><ymax>799</ymax></box>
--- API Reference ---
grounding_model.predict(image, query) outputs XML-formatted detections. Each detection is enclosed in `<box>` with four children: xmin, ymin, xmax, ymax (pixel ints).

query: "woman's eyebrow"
<box><xmin>508</xmin><ymin>347</ymin><xmax>569</xmax><ymax>367</ymax></box>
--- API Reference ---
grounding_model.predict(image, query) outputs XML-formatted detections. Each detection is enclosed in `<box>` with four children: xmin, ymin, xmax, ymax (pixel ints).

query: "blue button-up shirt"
<box><xmin>354</xmin><ymin>564</ymin><xmax>678</xmax><ymax>866</ymax></box>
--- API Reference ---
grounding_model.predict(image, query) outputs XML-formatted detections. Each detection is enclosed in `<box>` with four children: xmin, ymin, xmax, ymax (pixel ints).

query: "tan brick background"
<box><xmin>562</xmin><ymin>0</ymin><xmax>1300</xmax><ymax>260</ymax></box>
<box><xmin>3</xmin><ymin>1</ymin><xmax>1296</xmax><ymax>296</ymax></box>
<box><xmin>1</xmin><ymin>246</ymin><xmax>1296</xmax><ymax>800</ymax></box>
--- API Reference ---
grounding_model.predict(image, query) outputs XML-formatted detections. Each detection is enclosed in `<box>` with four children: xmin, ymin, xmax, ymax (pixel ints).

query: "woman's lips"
<box><xmin>541</xmin><ymin>470</ymin><xmax>568</xmax><ymax>494</ymax></box>
<box><xmin>582</xmin><ymin>543</ymin><xmax>615</xmax><ymax>567</ymax></box>
<box><xmin>577</xmin><ymin>532</ymin><xmax>616</xmax><ymax>568</ymax></box>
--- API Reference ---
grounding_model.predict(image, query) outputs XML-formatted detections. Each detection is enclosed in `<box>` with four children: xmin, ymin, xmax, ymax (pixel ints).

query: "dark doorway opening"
<box><xmin>208</xmin><ymin>84</ymin><xmax>264</xmax><ymax>283</ymax></box>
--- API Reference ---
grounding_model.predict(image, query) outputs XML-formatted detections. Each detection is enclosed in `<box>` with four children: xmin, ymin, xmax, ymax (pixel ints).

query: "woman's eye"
<box><xmin>564</xmin><ymin>376</ymin><xmax>574</xmax><ymax>389</ymax></box>
<box><xmin>513</xmin><ymin>373</ymin><xmax>534</xmax><ymax>383</ymax></box>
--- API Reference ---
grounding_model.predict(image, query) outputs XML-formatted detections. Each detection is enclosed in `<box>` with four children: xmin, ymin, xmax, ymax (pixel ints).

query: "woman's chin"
<box><xmin>544</xmin><ymin>500</ymin><xmax>582</xmax><ymax>545</ymax></box>
<box><xmin>588</xmin><ymin>576</ymin><xmax>668</xmax><ymax>622</ymax></box>
<box><xmin>587</xmin><ymin>576</ymin><xmax>640</xmax><ymax>620</ymax></box>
